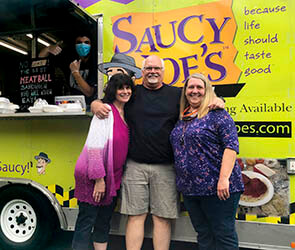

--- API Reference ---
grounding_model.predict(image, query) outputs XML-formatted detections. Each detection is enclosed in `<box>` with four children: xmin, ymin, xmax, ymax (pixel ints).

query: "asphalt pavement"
<box><xmin>46</xmin><ymin>230</ymin><xmax>252</xmax><ymax>250</ymax></box>
<box><xmin>46</xmin><ymin>230</ymin><xmax>198</xmax><ymax>250</ymax></box>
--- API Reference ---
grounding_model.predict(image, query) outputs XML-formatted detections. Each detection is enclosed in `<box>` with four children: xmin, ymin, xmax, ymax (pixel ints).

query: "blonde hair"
<box><xmin>179</xmin><ymin>73</ymin><xmax>216</xmax><ymax>120</ymax></box>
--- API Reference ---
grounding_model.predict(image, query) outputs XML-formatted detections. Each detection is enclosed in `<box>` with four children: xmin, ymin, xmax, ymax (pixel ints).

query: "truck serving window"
<box><xmin>0</xmin><ymin>0</ymin><xmax>99</xmax><ymax>113</ymax></box>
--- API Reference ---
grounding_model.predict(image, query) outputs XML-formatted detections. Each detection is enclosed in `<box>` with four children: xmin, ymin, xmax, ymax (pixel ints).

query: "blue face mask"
<box><xmin>75</xmin><ymin>43</ymin><xmax>91</xmax><ymax>57</ymax></box>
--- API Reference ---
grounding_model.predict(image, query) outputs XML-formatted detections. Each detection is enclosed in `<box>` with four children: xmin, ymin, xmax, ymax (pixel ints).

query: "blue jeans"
<box><xmin>72</xmin><ymin>199</ymin><xmax>117</xmax><ymax>250</ymax></box>
<box><xmin>183</xmin><ymin>192</ymin><xmax>241</xmax><ymax>250</ymax></box>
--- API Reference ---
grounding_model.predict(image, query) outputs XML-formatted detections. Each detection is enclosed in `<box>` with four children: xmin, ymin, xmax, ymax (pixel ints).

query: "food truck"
<box><xmin>0</xmin><ymin>0</ymin><xmax>294</xmax><ymax>249</ymax></box>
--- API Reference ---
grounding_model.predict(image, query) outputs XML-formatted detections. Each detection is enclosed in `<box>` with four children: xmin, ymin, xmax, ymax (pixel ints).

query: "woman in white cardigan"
<box><xmin>72</xmin><ymin>73</ymin><xmax>135</xmax><ymax>250</ymax></box>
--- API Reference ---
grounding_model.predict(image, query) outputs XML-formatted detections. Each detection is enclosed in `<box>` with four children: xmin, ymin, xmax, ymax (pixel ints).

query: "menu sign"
<box><xmin>19</xmin><ymin>58</ymin><xmax>55</xmax><ymax>111</ymax></box>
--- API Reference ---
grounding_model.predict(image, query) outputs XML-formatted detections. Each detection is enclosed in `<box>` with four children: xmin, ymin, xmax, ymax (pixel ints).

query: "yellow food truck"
<box><xmin>0</xmin><ymin>0</ymin><xmax>294</xmax><ymax>249</ymax></box>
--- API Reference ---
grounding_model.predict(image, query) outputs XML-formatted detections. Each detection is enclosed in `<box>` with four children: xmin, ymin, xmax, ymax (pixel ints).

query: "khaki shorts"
<box><xmin>120</xmin><ymin>159</ymin><xmax>180</xmax><ymax>219</ymax></box>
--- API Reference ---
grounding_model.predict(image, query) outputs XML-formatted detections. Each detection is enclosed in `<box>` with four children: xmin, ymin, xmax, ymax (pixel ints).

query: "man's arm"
<box><xmin>39</xmin><ymin>43</ymin><xmax>62</xmax><ymax>58</ymax></box>
<box><xmin>91</xmin><ymin>99</ymin><xmax>112</xmax><ymax>118</ymax></box>
<box><xmin>208</xmin><ymin>96</ymin><xmax>225</xmax><ymax>110</ymax></box>
<box><xmin>70</xmin><ymin>60</ymin><xmax>94</xmax><ymax>97</ymax></box>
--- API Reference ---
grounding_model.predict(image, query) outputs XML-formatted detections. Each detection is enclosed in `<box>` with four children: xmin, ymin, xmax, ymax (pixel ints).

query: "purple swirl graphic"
<box><xmin>74</xmin><ymin>0</ymin><xmax>134</xmax><ymax>8</ymax></box>
<box><xmin>110</xmin><ymin>0</ymin><xmax>135</xmax><ymax>3</ymax></box>
<box><xmin>74</xmin><ymin>0</ymin><xmax>101</xmax><ymax>8</ymax></box>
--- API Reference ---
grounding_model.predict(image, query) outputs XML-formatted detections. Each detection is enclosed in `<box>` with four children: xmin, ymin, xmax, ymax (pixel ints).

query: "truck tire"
<box><xmin>0</xmin><ymin>185</ymin><xmax>55</xmax><ymax>250</ymax></box>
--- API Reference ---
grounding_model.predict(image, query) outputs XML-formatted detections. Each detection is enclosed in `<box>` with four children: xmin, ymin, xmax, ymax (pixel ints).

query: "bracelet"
<box><xmin>71</xmin><ymin>70</ymin><xmax>79</xmax><ymax>74</ymax></box>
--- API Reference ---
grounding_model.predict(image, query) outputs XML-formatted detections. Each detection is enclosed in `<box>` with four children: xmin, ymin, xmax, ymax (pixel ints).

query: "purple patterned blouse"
<box><xmin>170</xmin><ymin>109</ymin><xmax>244</xmax><ymax>196</ymax></box>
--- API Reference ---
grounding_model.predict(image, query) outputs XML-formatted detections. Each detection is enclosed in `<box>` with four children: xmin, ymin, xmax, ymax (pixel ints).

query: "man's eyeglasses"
<box><xmin>144</xmin><ymin>66</ymin><xmax>162</xmax><ymax>72</ymax></box>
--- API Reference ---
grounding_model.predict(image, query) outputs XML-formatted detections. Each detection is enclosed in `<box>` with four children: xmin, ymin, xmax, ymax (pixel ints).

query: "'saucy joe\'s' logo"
<box><xmin>112</xmin><ymin>0</ymin><xmax>241</xmax><ymax>87</ymax></box>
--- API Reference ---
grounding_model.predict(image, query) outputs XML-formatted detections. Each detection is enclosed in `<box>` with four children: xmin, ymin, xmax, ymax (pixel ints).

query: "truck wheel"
<box><xmin>0</xmin><ymin>186</ymin><xmax>55</xmax><ymax>250</ymax></box>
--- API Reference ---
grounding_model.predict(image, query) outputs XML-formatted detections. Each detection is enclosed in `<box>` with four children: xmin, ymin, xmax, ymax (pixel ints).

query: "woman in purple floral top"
<box><xmin>170</xmin><ymin>73</ymin><xmax>244</xmax><ymax>250</ymax></box>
